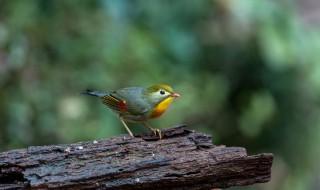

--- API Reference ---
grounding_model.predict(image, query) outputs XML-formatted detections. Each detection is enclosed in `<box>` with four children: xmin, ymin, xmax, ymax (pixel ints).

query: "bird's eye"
<box><xmin>160</xmin><ymin>90</ymin><xmax>165</xmax><ymax>95</ymax></box>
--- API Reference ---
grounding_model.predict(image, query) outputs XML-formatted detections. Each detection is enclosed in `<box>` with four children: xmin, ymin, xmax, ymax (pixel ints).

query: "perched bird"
<box><xmin>82</xmin><ymin>84</ymin><xmax>180</xmax><ymax>139</ymax></box>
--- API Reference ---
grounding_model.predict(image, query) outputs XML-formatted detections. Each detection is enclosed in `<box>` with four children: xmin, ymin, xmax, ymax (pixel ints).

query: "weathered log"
<box><xmin>0</xmin><ymin>125</ymin><xmax>273</xmax><ymax>190</ymax></box>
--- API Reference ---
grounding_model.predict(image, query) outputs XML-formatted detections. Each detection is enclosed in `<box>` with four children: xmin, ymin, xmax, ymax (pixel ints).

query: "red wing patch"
<box><xmin>102</xmin><ymin>95</ymin><xmax>128</xmax><ymax>113</ymax></box>
<box><xmin>118</xmin><ymin>100</ymin><xmax>127</xmax><ymax>112</ymax></box>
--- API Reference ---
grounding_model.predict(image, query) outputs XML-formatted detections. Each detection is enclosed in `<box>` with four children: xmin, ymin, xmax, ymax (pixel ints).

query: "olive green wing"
<box><xmin>101</xmin><ymin>94</ymin><xmax>128</xmax><ymax>113</ymax></box>
<box><xmin>111</xmin><ymin>87</ymin><xmax>150</xmax><ymax>115</ymax></box>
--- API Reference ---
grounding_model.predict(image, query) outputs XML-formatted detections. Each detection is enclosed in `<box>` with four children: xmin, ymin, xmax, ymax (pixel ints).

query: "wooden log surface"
<box><xmin>0</xmin><ymin>125</ymin><xmax>273</xmax><ymax>190</ymax></box>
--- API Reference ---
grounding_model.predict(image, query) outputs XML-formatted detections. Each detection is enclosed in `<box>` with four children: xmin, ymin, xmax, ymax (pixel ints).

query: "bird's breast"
<box><xmin>149</xmin><ymin>97</ymin><xmax>174</xmax><ymax>118</ymax></box>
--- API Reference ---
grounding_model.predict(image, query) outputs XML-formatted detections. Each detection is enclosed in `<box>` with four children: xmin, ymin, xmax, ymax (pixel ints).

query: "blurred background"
<box><xmin>0</xmin><ymin>0</ymin><xmax>320</xmax><ymax>189</ymax></box>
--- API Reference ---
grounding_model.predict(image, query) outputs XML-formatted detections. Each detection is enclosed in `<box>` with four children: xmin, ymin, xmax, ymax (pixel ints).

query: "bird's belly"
<box><xmin>121</xmin><ymin>114</ymin><xmax>148</xmax><ymax>122</ymax></box>
<box><xmin>149</xmin><ymin>108</ymin><xmax>166</xmax><ymax>118</ymax></box>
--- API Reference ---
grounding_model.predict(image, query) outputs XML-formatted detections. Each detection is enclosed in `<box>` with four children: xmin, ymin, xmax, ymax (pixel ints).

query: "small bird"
<box><xmin>82</xmin><ymin>84</ymin><xmax>180</xmax><ymax>139</ymax></box>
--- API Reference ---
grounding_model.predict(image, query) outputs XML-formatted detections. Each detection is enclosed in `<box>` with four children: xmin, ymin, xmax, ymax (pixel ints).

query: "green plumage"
<box><xmin>82</xmin><ymin>87</ymin><xmax>151</xmax><ymax>121</ymax></box>
<box><xmin>82</xmin><ymin>84</ymin><xmax>179</xmax><ymax>138</ymax></box>
<box><xmin>83</xmin><ymin>85</ymin><xmax>177</xmax><ymax>122</ymax></box>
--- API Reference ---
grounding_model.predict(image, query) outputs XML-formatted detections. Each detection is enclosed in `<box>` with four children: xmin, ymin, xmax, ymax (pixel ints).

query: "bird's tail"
<box><xmin>81</xmin><ymin>89</ymin><xmax>108</xmax><ymax>97</ymax></box>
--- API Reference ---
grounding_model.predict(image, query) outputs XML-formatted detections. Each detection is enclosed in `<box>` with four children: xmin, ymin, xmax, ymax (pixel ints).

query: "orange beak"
<box><xmin>171</xmin><ymin>92</ymin><xmax>180</xmax><ymax>98</ymax></box>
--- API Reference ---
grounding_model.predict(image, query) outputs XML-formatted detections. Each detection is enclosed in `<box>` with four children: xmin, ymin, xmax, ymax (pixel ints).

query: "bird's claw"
<box><xmin>143</xmin><ymin>122</ymin><xmax>162</xmax><ymax>140</ymax></box>
<box><xmin>156</xmin><ymin>129</ymin><xmax>163</xmax><ymax>139</ymax></box>
<box><xmin>151</xmin><ymin>128</ymin><xmax>162</xmax><ymax>139</ymax></box>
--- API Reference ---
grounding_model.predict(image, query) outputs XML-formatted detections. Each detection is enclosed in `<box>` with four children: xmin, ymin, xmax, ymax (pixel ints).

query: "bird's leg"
<box><xmin>119</xmin><ymin>117</ymin><xmax>134</xmax><ymax>137</ymax></box>
<box><xmin>143</xmin><ymin>122</ymin><xmax>162</xmax><ymax>139</ymax></box>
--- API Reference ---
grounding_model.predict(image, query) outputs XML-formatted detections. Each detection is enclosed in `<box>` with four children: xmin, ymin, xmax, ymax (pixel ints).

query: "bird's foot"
<box><xmin>142</xmin><ymin>122</ymin><xmax>162</xmax><ymax>140</ymax></box>
<box><xmin>151</xmin><ymin>128</ymin><xmax>162</xmax><ymax>139</ymax></box>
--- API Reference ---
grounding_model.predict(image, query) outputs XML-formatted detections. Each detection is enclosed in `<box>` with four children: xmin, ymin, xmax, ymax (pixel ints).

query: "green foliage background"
<box><xmin>0</xmin><ymin>0</ymin><xmax>320</xmax><ymax>189</ymax></box>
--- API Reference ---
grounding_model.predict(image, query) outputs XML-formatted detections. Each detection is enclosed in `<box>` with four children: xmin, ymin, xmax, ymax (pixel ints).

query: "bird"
<box><xmin>82</xmin><ymin>84</ymin><xmax>180</xmax><ymax>139</ymax></box>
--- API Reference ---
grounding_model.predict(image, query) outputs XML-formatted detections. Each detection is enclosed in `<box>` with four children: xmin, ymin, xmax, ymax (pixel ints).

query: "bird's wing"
<box><xmin>112</xmin><ymin>87</ymin><xmax>150</xmax><ymax>115</ymax></box>
<box><xmin>101</xmin><ymin>93</ymin><xmax>129</xmax><ymax>113</ymax></box>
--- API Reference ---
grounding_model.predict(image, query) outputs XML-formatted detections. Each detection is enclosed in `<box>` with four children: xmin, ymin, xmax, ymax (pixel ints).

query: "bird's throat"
<box><xmin>150</xmin><ymin>97</ymin><xmax>174</xmax><ymax>118</ymax></box>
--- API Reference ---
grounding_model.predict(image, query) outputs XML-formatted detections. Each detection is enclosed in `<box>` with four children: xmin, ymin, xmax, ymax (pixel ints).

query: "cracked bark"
<box><xmin>0</xmin><ymin>125</ymin><xmax>273</xmax><ymax>190</ymax></box>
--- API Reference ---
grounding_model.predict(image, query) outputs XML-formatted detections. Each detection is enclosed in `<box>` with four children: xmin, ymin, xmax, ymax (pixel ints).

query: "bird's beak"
<box><xmin>171</xmin><ymin>93</ymin><xmax>180</xmax><ymax>98</ymax></box>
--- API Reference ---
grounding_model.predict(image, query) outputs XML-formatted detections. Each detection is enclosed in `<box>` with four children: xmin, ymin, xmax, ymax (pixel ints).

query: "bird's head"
<box><xmin>145</xmin><ymin>84</ymin><xmax>180</xmax><ymax>118</ymax></box>
<box><xmin>145</xmin><ymin>84</ymin><xmax>180</xmax><ymax>105</ymax></box>
<box><xmin>146</xmin><ymin>84</ymin><xmax>180</xmax><ymax>118</ymax></box>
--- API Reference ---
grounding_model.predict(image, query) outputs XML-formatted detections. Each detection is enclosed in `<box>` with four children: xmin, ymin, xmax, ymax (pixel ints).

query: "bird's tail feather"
<box><xmin>81</xmin><ymin>89</ymin><xmax>108</xmax><ymax>97</ymax></box>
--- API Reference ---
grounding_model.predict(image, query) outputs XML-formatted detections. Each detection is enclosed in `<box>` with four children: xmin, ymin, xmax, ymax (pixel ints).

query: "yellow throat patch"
<box><xmin>150</xmin><ymin>97</ymin><xmax>175</xmax><ymax>118</ymax></box>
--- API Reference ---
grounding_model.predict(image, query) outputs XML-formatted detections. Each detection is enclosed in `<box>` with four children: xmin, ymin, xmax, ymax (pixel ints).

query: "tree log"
<box><xmin>0</xmin><ymin>125</ymin><xmax>273</xmax><ymax>190</ymax></box>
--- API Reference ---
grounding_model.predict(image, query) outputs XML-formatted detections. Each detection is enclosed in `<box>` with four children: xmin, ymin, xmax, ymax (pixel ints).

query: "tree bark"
<box><xmin>0</xmin><ymin>125</ymin><xmax>273</xmax><ymax>190</ymax></box>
